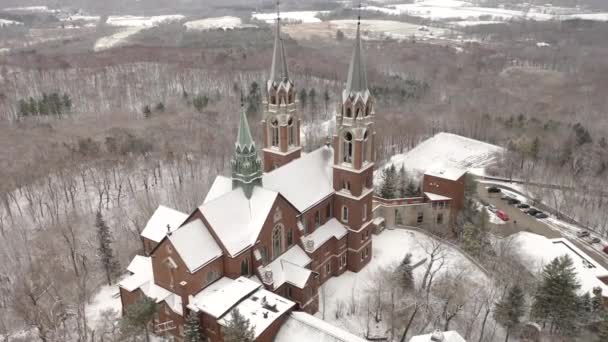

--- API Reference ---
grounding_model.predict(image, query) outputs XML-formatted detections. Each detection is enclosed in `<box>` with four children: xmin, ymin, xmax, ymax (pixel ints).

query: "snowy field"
<box><xmin>184</xmin><ymin>16</ymin><xmax>256</xmax><ymax>31</ymax></box>
<box><xmin>0</xmin><ymin>18</ymin><xmax>22</xmax><ymax>26</ymax></box>
<box><xmin>94</xmin><ymin>27</ymin><xmax>147</xmax><ymax>51</ymax></box>
<box><xmin>252</xmin><ymin>11</ymin><xmax>328</xmax><ymax>24</ymax></box>
<box><xmin>512</xmin><ymin>232</ymin><xmax>608</xmax><ymax>296</ymax></box>
<box><xmin>317</xmin><ymin>228</ymin><xmax>490</xmax><ymax>336</ymax></box>
<box><xmin>94</xmin><ymin>15</ymin><xmax>185</xmax><ymax>51</ymax></box>
<box><xmin>376</xmin><ymin>132</ymin><xmax>504</xmax><ymax>184</ymax></box>
<box><xmin>363</xmin><ymin>0</ymin><xmax>608</xmax><ymax>26</ymax></box>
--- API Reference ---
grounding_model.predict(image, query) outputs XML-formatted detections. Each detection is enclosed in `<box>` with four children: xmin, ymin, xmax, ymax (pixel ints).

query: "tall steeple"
<box><xmin>261</xmin><ymin>0</ymin><xmax>302</xmax><ymax>172</ymax></box>
<box><xmin>232</xmin><ymin>98</ymin><xmax>263</xmax><ymax>198</ymax></box>
<box><xmin>331</xmin><ymin>1</ymin><xmax>375</xmax><ymax>273</ymax></box>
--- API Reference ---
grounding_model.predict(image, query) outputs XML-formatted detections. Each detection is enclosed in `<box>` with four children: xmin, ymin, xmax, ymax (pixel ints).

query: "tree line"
<box><xmin>18</xmin><ymin>93</ymin><xmax>73</xmax><ymax>117</ymax></box>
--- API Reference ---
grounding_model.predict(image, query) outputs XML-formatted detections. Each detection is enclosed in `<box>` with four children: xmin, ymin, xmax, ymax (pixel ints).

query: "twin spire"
<box><xmin>345</xmin><ymin>1</ymin><xmax>368</xmax><ymax>96</ymax></box>
<box><xmin>268</xmin><ymin>0</ymin><xmax>290</xmax><ymax>88</ymax></box>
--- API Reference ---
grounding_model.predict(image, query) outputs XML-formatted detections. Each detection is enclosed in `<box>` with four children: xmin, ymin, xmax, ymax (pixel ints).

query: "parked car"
<box><xmin>508</xmin><ymin>198</ymin><xmax>521</xmax><ymax>205</ymax></box>
<box><xmin>577</xmin><ymin>230</ymin><xmax>591</xmax><ymax>238</ymax></box>
<box><xmin>526</xmin><ymin>208</ymin><xmax>541</xmax><ymax>216</ymax></box>
<box><xmin>590</xmin><ymin>237</ymin><xmax>601</xmax><ymax>244</ymax></box>
<box><xmin>487</xmin><ymin>186</ymin><xmax>501</xmax><ymax>193</ymax></box>
<box><xmin>517</xmin><ymin>203</ymin><xmax>530</xmax><ymax>209</ymax></box>
<box><xmin>603</xmin><ymin>246</ymin><xmax>608</xmax><ymax>255</ymax></box>
<box><xmin>487</xmin><ymin>204</ymin><xmax>497</xmax><ymax>213</ymax></box>
<box><xmin>496</xmin><ymin>210</ymin><xmax>510</xmax><ymax>222</ymax></box>
<box><xmin>501</xmin><ymin>195</ymin><xmax>513</xmax><ymax>201</ymax></box>
<box><xmin>535</xmin><ymin>213</ymin><xmax>548</xmax><ymax>219</ymax></box>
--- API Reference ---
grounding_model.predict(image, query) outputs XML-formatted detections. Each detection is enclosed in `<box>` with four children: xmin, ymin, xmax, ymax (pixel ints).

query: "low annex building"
<box><xmin>120</xmin><ymin>9</ymin><xmax>380</xmax><ymax>342</ymax></box>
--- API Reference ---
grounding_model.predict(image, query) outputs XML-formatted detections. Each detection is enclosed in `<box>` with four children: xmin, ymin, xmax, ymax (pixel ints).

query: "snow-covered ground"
<box><xmin>184</xmin><ymin>16</ymin><xmax>255</xmax><ymax>31</ymax></box>
<box><xmin>106</xmin><ymin>15</ymin><xmax>185</xmax><ymax>28</ymax></box>
<box><xmin>363</xmin><ymin>0</ymin><xmax>608</xmax><ymax>25</ymax></box>
<box><xmin>376</xmin><ymin>132</ymin><xmax>503</xmax><ymax>184</ymax></box>
<box><xmin>2</xmin><ymin>5</ymin><xmax>56</xmax><ymax>13</ymax></box>
<box><xmin>94</xmin><ymin>27</ymin><xmax>146</xmax><ymax>51</ymax></box>
<box><xmin>512</xmin><ymin>232</ymin><xmax>608</xmax><ymax>296</ymax></box>
<box><xmin>0</xmin><ymin>18</ymin><xmax>22</xmax><ymax>26</ymax></box>
<box><xmin>252</xmin><ymin>11</ymin><xmax>328</xmax><ymax>24</ymax></box>
<box><xmin>317</xmin><ymin>228</ymin><xmax>490</xmax><ymax>336</ymax></box>
<box><xmin>85</xmin><ymin>283</ymin><xmax>122</xmax><ymax>329</ymax></box>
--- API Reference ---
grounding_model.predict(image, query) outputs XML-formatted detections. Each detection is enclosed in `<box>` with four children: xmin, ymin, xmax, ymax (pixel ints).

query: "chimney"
<box><xmin>263</xmin><ymin>311</ymin><xmax>268</xmax><ymax>319</ymax></box>
<box><xmin>263</xmin><ymin>268</ymin><xmax>274</xmax><ymax>286</ymax></box>
<box><xmin>179</xmin><ymin>281</ymin><xmax>189</xmax><ymax>317</ymax></box>
<box><xmin>166</xmin><ymin>224</ymin><xmax>172</xmax><ymax>236</ymax></box>
<box><xmin>304</xmin><ymin>239</ymin><xmax>315</xmax><ymax>253</ymax></box>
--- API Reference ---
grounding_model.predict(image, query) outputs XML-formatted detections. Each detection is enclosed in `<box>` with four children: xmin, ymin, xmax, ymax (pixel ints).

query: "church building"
<box><xmin>119</xmin><ymin>8</ymin><xmax>379</xmax><ymax>342</ymax></box>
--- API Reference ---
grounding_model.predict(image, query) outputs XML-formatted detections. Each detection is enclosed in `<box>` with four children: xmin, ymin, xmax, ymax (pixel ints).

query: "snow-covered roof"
<box><xmin>263</xmin><ymin>146</ymin><xmax>334</xmax><ymax>212</ymax></box>
<box><xmin>265</xmin><ymin>245</ymin><xmax>312</xmax><ymax>289</ymax></box>
<box><xmin>513</xmin><ymin>232</ymin><xmax>608</xmax><ymax>297</ymax></box>
<box><xmin>140</xmin><ymin>205</ymin><xmax>188</xmax><ymax>242</ymax></box>
<box><xmin>409</xmin><ymin>330</ymin><xmax>466</xmax><ymax>342</ymax></box>
<box><xmin>188</xmin><ymin>277</ymin><xmax>261</xmax><ymax>318</ymax></box>
<box><xmin>200</xmin><ymin>186</ymin><xmax>278</xmax><ymax>256</ymax></box>
<box><xmin>168</xmin><ymin>219</ymin><xmax>223</xmax><ymax>273</ymax></box>
<box><xmin>119</xmin><ymin>256</ymin><xmax>183</xmax><ymax>315</ymax></box>
<box><xmin>304</xmin><ymin>218</ymin><xmax>347</xmax><ymax>252</ymax></box>
<box><xmin>424</xmin><ymin>192</ymin><xmax>452</xmax><ymax>201</ymax></box>
<box><xmin>203</xmin><ymin>176</ymin><xmax>232</xmax><ymax>204</ymax></box>
<box><xmin>275</xmin><ymin>311</ymin><xmax>369</xmax><ymax>342</ymax></box>
<box><xmin>424</xmin><ymin>165</ymin><xmax>467</xmax><ymax>181</ymax></box>
<box><xmin>219</xmin><ymin>288</ymin><xmax>295</xmax><ymax>339</ymax></box>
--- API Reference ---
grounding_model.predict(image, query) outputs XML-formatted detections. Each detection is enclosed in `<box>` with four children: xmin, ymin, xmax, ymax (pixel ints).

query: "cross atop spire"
<box><xmin>345</xmin><ymin>8</ymin><xmax>368</xmax><ymax>95</ymax></box>
<box><xmin>269</xmin><ymin>0</ymin><xmax>290</xmax><ymax>87</ymax></box>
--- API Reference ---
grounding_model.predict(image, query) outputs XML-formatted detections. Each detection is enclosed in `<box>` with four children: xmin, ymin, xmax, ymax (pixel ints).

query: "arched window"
<box><xmin>341</xmin><ymin>206</ymin><xmax>349</xmax><ymax>223</ymax></box>
<box><xmin>355</xmin><ymin>107</ymin><xmax>360</xmax><ymax>118</ymax></box>
<box><xmin>288</xmin><ymin>117</ymin><xmax>295</xmax><ymax>146</ymax></box>
<box><xmin>272</xmin><ymin>225</ymin><xmax>284</xmax><ymax>259</ymax></box>
<box><xmin>342</xmin><ymin>132</ymin><xmax>353</xmax><ymax>163</ymax></box>
<box><xmin>241</xmin><ymin>258</ymin><xmax>249</xmax><ymax>276</ymax></box>
<box><xmin>363</xmin><ymin>130</ymin><xmax>369</xmax><ymax>163</ymax></box>
<box><xmin>345</xmin><ymin>106</ymin><xmax>352</xmax><ymax>118</ymax></box>
<box><xmin>270</xmin><ymin>94</ymin><xmax>277</xmax><ymax>105</ymax></box>
<box><xmin>365</xmin><ymin>103</ymin><xmax>371</xmax><ymax>117</ymax></box>
<box><xmin>271</xmin><ymin>119</ymin><xmax>279</xmax><ymax>147</ymax></box>
<box><xmin>287</xmin><ymin>229</ymin><xmax>293</xmax><ymax>247</ymax></box>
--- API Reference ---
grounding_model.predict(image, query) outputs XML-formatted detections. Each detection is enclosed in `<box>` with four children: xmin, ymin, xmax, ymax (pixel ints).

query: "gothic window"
<box><xmin>345</xmin><ymin>106</ymin><xmax>352</xmax><ymax>118</ymax></box>
<box><xmin>342</xmin><ymin>132</ymin><xmax>353</xmax><ymax>163</ymax></box>
<box><xmin>287</xmin><ymin>229</ymin><xmax>293</xmax><ymax>247</ymax></box>
<box><xmin>341</xmin><ymin>254</ymin><xmax>347</xmax><ymax>267</ymax></box>
<box><xmin>288</xmin><ymin>117</ymin><xmax>295</xmax><ymax>146</ymax></box>
<box><xmin>288</xmin><ymin>90</ymin><xmax>294</xmax><ymax>104</ymax></box>
<box><xmin>437</xmin><ymin>213</ymin><xmax>444</xmax><ymax>225</ymax></box>
<box><xmin>365</xmin><ymin>103</ymin><xmax>371</xmax><ymax>117</ymax></box>
<box><xmin>417</xmin><ymin>212</ymin><xmax>424</xmax><ymax>224</ymax></box>
<box><xmin>325</xmin><ymin>263</ymin><xmax>331</xmax><ymax>275</ymax></box>
<box><xmin>315</xmin><ymin>211</ymin><xmax>320</xmax><ymax>228</ymax></box>
<box><xmin>271</xmin><ymin>119</ymin><xmax>279</xmax><ymax>147</ymax></box>
<box><xmin>326</xmin><ymin>203</ymin><xmax>331</xmax><ymax>219</ymax></box>
<box><xmin>261</xmin><ymin>246</ymin><xmax>269</xmax><ymax>264</ymax></box>
<box><xmin>363</xmin><ymin>203</ymin><xmax>367</xmax><ymax>222</ymax></box>
<box><xmin>341</xmin><ymin>206</ymin><xmax>349</xmax><ymax>223</ymax></box>
<box><xmin>287</xmin><ymin>286</ymin><xmax>293</xmax><ymax>299</ymax></box>
<box><xmin>363</xmin><ymin>130</ymin><xmax>369</xmax><ymax>163</ymax></box>
<box><xmin>272</xmin><ymin>224</ymin><xmax>284</xmax><ymax>259</ymax></box>
<box><xmin>241</xmin><ymin>258</ymin><xmax>250</xmax><ymax>276</ymax></box>
<box><xmin>270</xmin><ymin>94</ymin><xmax>277</xmax><ymax>105</ymax></box>
<box><xmin>342</xmin><ymin>180</ymin><xmax>351</xmax><ymax>191</ymax></box>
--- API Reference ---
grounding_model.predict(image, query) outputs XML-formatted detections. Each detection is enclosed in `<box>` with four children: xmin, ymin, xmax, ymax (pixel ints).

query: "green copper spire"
<box><xmin>232</xmin><ymin>104</ymin><xmax>262</xmax><ymax>198</ymax></box>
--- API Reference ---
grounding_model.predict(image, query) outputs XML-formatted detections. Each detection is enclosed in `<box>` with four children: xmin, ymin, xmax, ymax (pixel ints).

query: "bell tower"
<box><xmin>261</xmin><ymin>1</ymin><xmax>302</xmax><ymax>172</ymax></box>
<box><xmin>332</xmin><ymin>10</ymin><xmax>375</xmax><ymax>272</ymax></box>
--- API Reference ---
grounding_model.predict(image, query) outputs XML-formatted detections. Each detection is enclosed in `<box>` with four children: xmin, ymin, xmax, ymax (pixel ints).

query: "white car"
<box><xmin>487</xmin><ymin>204</ymin><xmax>497</xmax><ymax>213</ymax></box>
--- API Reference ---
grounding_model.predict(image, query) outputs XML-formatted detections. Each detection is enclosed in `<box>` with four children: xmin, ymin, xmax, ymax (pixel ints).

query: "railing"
<box><xmin>373</xmin><ymin>196</ymin><xmax>425</xmax><ymax>206</ymax></box>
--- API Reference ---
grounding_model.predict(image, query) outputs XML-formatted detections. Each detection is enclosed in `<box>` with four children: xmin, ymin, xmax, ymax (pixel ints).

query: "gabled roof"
<box><xmin>168</xmin><ymin>219</ymin><xmax>223</xmax><ymax>273</ymax></box>
<box><xmin>200</xmin><ymin>186</ymin><xmax>279</xmax><ymax>256</ymax></box>
<box><xmin>304</xmin><ymin>218</ymin><xmax>347</xmax><ymax>252</ymax></box>
<box><xmin>188</xmin><ymin>277</ymin><xmax>261</xmax><ymax>318</ymax></box>
<box><xmin>119</xmin><ymin>255</ymin><xmax>183</xmax><ymax>316</ymax></box>
<box><xmin>275</xmin><ymin>311</ymin><xmax>369</xmax><ymax>342</ymax></box>
<box><xmin>263</xmin><ymin>146</ymin><xmax>334</xmax><ymax>212</ymax></box>
<box><xmin>203</xmin><ymin>176</ymin><xmax>232</xmax><ymax>204</ymax></box>
<box><xmin>265</xmin><ymin>245</ymin><xmax>312</xmax><ymax>289</ymax></box>
<box><xmin>140</xmin><ymin>205</ymin><xmax>188</xmax><ymax>243</ymax></box>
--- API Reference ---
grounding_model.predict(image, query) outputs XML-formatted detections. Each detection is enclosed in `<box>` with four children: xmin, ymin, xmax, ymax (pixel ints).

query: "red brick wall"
<box><xmin>422</xmin><ymin>174</ymin><xmax>466</xmax><ymax>218</ymax></box>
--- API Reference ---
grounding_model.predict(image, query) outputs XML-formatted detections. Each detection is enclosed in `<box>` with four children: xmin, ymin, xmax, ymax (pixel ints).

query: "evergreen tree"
<box><xmin>142</xmin><ymin>105</ymin><xmax>152</xmax><ymax>118</ymax></box>
<box><xmin>18</xmin><ymin>99</ymin><xmax>29</xmax><ymax>117</ymax></box>
<box><xmin>336</xmin><ymin>30</ymin><xmax>345</xmax><ymax>41</ymax></box>
<box><xmin>598</xmin><ymin>312</ymin><xmax>608</xmax><ymax>342</ymax></box>
<box><xmin>406</xmin><ymin>180</ymin><xmax>418</xmax><ymax>197</ymax></box>
<box><xmin>184</xmin><ymin>311</ymin><xmax>204</xmax><ymax>342</ymax></box>
<box><xmin>309</xmin><ymin>88</ymin><xmax>317</xmax><ymax>117</ymax></box>
<box><xmin>530</xmin><ymin>137</ymin><xmax>540</xmax><ymax>160</ymax></box>
<box><xmin>599</xmin><ymin>137</ymin><xmax>607</xmax><ymax>149</ymax></box>
<box><xmin>398</xmin><ymin>253</ymin><xmax>414</xmax><ymax>290</ymax></box>
<box><xmin>531</xmin><ymin>255</ymin><xmax>581</xmax><ymax>335</ymax></box>
<box><xmin>193</xmin><ymin>94</ymin><xmax>209</xmax><ymax>113</ymax></box>
<box><xmin>155</xmin><ymin>102</ymin><xmax>165</xmax><ymax>113</ymax></box>
<box><xmin>494</xmin><ymin>284</ymin><xmax>526</xmax><ymax>342</ymax></box>
<box><xmin>298</xmin><ymin>88</ymin><xmax>308</xmax><ymax>110</ymax></box>
<box><xmin>462</xmin><ymin>223</ymin><xmax>482</xmax><ymax>257</ymax></box>
<box><xmin>379</xmin><ymin>165</ymin><xmax>397</xmax><ymax>199</ymax></box>
<box><xmin>247</xmin><ymin>82</ymin><xmax>261</xmax><ymax>117</ymax></box>
<box><xmin>62</xmin><ymin>93</ymin><xmax>72</xmax><ymax>110</ymax></box>
<box><xmin>96</xmin><ymin>211</ymin><xmax>120</xmax><ymax>285</ymax></box>
<box><xmin>323</xmin><ymin>88</ymin><xmax>330</xmax><ymax>115</ymax></box>
<box><xmin>397</xmin><ymin>165</ymin><xmax>408</xmax><ymax>198</ymax></box>
<box><xmin>28</xmin><ymin>96</ymin><xmax>38</xmax><ymax>115</ymax></box>
<box><xmin>223</xmin><ymin>309</ymin><xmax>255</xmax><ymax>342</ymax></box>
<box><xmin>123</xmin><ymin>297</ymin><xmax>157</xmax><ymax>342</ymax></box>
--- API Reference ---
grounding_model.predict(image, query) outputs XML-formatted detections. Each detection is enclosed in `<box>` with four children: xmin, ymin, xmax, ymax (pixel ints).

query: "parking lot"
<box><xmin>477</xmin><ymin>183</ymin><xmax>608</xmax><ymax>270</ymax></box>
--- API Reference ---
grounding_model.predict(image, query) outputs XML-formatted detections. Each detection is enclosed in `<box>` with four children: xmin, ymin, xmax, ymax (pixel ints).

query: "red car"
<box><xmin>496</xmin><ymin>210</ymin><xmax>510</xmax><ymax>222</ymax></box>
<box><xmin>603</xmin><ymin>246</ymin><xmax>608</xmax><ymax>255</ymax></box>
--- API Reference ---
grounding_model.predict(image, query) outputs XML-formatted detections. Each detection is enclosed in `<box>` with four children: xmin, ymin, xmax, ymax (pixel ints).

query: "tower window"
<box><xmin>345</xmin><ymin>106</ymin><xmax>352</xmax><ymax>118</ymax></box>
<box><xmin>365</xmin><ymin>104</ymin><xmax>371</xmax><ymax>117</ymax></box>
<box><xmin>363</xmin><ymin>130</ymin><xmax>369</xmax><ymax>163</ymax></box>
<box><xmin>437</xmin><ymin>213</ymin><xmax>444</xmax><ymax>224</ymax></box>
<box><xmin>363</xmin><ymin>203</ymin><xmax>367</xmax><ymax>222</ymax></box>
<box><xmin>342</xmin><ymin>206</ymin><xmax>349</xmax><ymax>223</ymax></box>
<box><xmin>288</xmin><ymin>117</ymin><xmax>295</xmax><ymax>146</ymax></box>
<box><xmin>241</xmin><ymin>258</ymin><xmax>250</xmax><ymax>276</ymax></box>
<box><xmin>270</xmin><ymin>95</ymin><xmax>277</xmax><ymax>105</ymax></box>
<box><xmin>271</xmin><ymin>119</ymin><xmax>279</xmax><ymax>147</ymax></box>
<box><xmin>287</xmin><ymin>228</ymin><xmax>293</xmax><ymax>246</ymax></box>
<box><xmin>342</xmin><ymin>132</ymin><xmax>353</xmax><ymax>163</ymax></box>
<box><xmin>315</xmin><ymin>211</ymin><xmax>321</xmax><ymax>228</ymax></box>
